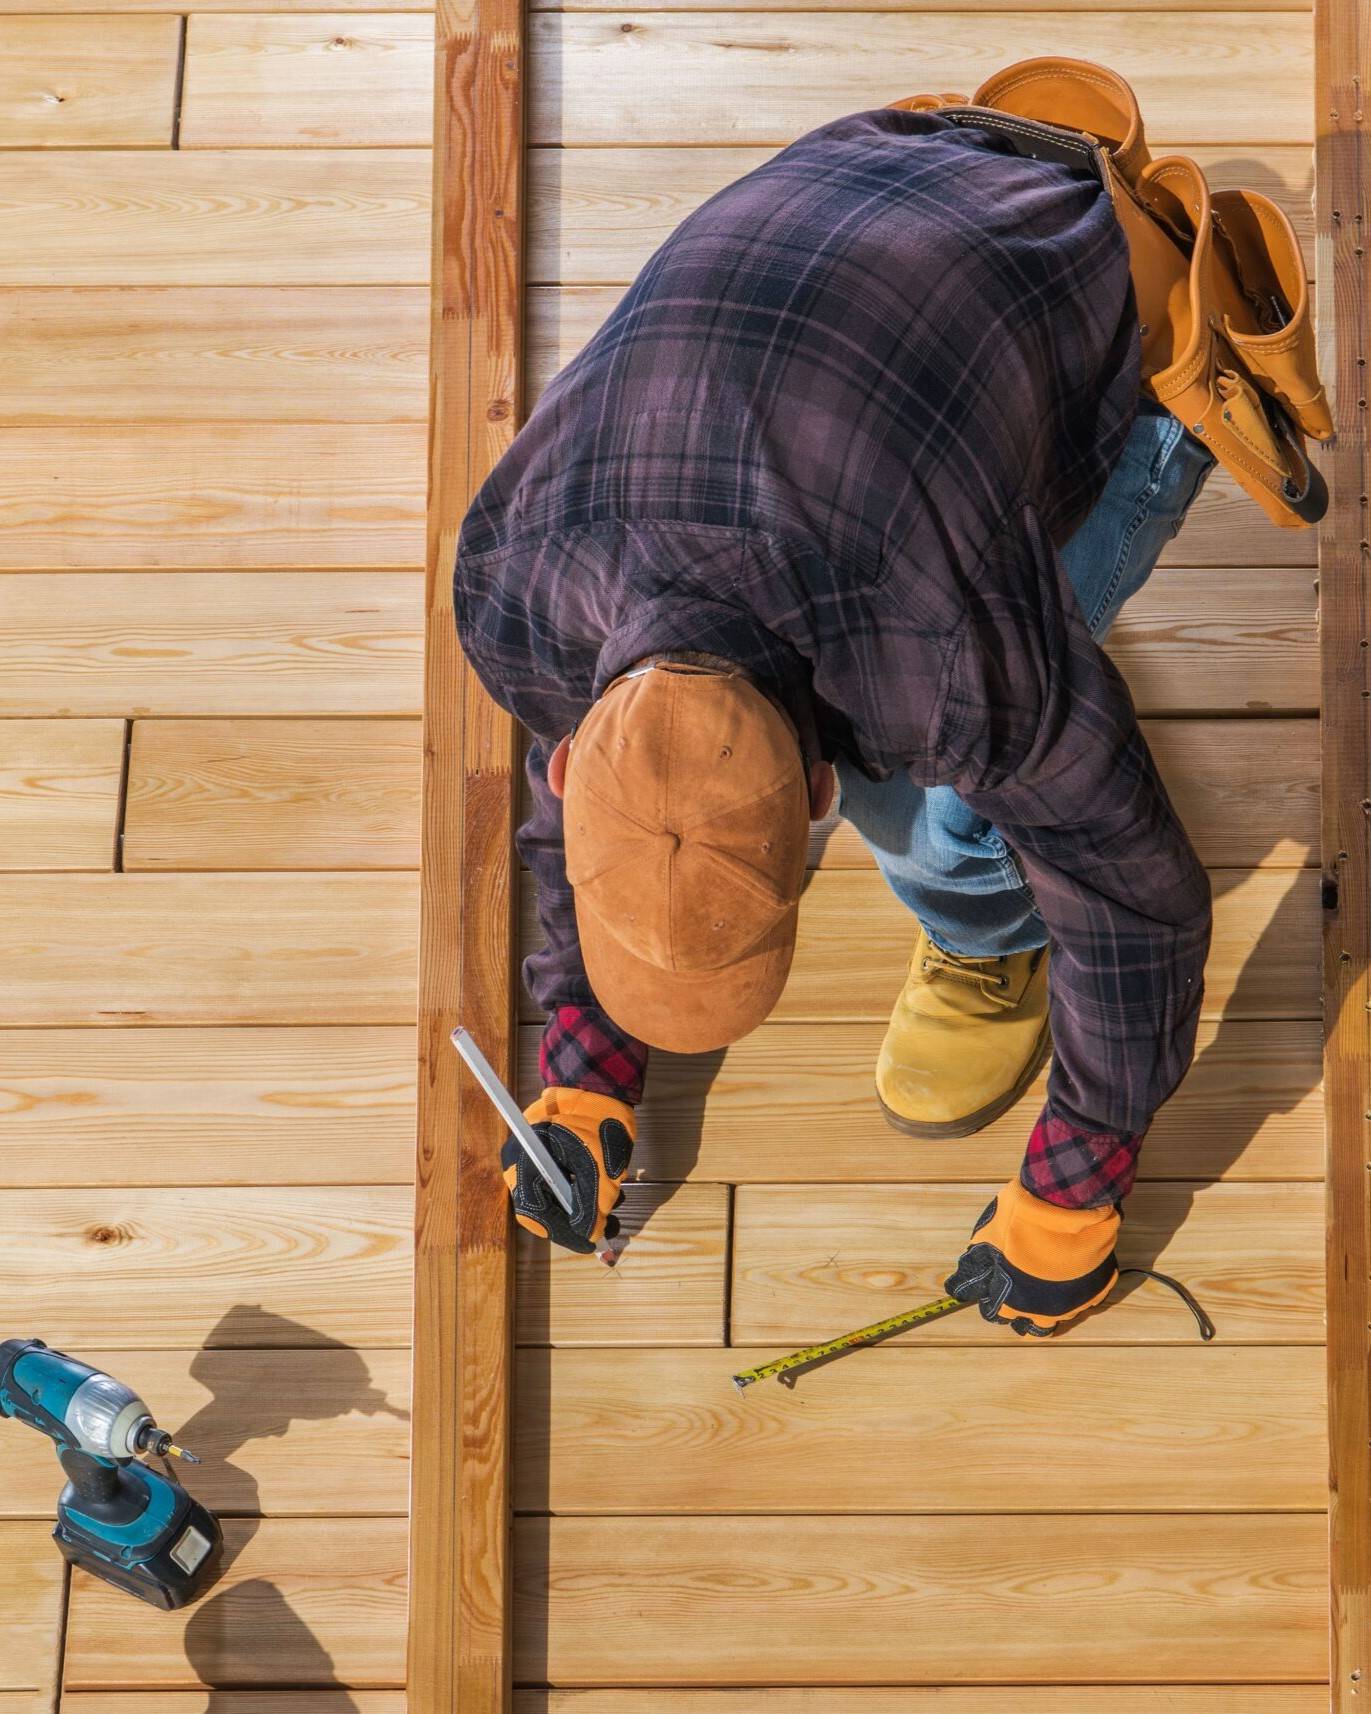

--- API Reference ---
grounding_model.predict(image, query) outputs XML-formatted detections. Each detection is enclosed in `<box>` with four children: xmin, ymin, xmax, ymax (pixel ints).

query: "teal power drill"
<box><xmin>0</xmin><ymin>1338</ymin><xmax>223</xmax><ymax>1609</ymax></box>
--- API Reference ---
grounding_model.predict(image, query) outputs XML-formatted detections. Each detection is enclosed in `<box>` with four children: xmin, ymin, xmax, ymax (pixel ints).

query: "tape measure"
<box><xmin>731</xmin><ymin>1294</ymin><xmax>967</xmax><ymax>1390</ymax></box>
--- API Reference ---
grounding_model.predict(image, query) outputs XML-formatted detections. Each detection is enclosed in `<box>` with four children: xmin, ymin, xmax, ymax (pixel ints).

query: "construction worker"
<box><xmin>455</xmin><ymin>104</ymin><xmax>1218</xmax><ymax>1336</ymax></box>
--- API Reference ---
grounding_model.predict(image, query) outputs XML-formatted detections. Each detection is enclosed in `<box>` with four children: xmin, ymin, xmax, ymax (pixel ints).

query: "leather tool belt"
<box><xmin>892</xmin><ymin>59</ymin><xmax>1331</xmax><ymax>530</ymax></box>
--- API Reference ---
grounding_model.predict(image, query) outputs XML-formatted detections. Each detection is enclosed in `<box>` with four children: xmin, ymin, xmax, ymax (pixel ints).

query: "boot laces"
<box><xmin>919</xmin><ymin>943</ymin><xmax>1013</xmax><ymax>1002</ymax></box>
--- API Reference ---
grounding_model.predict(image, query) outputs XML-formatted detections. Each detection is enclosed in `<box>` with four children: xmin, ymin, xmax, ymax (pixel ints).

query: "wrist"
<box><xmin>526</xmin><ymin>1085</ymin><xmax>637</xmax><ymax>1139</ymax></box>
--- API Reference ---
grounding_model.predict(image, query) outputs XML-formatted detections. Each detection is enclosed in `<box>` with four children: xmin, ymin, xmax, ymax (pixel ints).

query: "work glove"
<box><xmin>945</xmin><ymin>1177</ymin><xmax>1120</xmax><ymax>1337</ymax></box>
<box><xmin>500</xmin><ymin>1086</ymin><xmax>635</xmax><ymax>1255</ymax></box>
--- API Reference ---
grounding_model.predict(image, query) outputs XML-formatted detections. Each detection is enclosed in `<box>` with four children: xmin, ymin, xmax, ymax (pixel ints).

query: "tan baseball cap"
<box><xmin>562</xmin><ymin>662</ymin><xmax>810</xmax><ymax>1053</ymax></box>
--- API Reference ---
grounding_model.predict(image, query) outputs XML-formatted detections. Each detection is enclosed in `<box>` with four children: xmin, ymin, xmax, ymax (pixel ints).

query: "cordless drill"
<box><xmin>0</xmin><ymin>1338</ymin><xmax>223</xmax><ymax>1609</ymax></box>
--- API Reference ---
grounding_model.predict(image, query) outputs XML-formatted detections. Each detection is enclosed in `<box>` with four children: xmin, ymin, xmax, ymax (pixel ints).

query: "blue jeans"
<box><xmin>836</xmin><ymin>399</ymin><xmax>1217</xmax><ymax>956</ymax></box>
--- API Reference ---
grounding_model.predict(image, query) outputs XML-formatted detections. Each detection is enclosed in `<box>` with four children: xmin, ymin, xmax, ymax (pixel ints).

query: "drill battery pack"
<box><xmin>56</xmin><ymin>1462</ymin><xmax>224</xmax><ymax>1611</ymax></box>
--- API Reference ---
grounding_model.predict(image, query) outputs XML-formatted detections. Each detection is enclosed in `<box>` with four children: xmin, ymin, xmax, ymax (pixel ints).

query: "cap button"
<box><xmin>659</xmin><ymin>831</ymin><xmax>681</xmax><ymax>855</ymax></box>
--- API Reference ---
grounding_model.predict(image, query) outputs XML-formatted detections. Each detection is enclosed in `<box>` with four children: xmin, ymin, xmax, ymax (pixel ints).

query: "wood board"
<box><xmin>0</xmin><ymin>718</ymin><xmax>124</xmax><ymax>870</ymax></box>
<box><xmin>0</xmin><ymin>15</ymin><xmax>178</xmax><ymax>148</ymax></box>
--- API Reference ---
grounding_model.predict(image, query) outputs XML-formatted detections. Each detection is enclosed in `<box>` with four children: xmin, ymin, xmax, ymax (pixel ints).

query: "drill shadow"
<box><xmin>179</xmin><ymin>1305</ymin><xmax>409</xmax><ymax>1709</ymax></box>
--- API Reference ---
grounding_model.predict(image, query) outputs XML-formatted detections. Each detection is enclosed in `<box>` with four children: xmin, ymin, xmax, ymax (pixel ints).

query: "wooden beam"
<box><xmin>1315</xmin><ymin>0</ymin><xmax>1371</xmax><ymax>1699</ymax></box>
<box><xmin>409</xmin><ymin>0</ymin><xmax>524</xmax><ymax>1706</ymax></box>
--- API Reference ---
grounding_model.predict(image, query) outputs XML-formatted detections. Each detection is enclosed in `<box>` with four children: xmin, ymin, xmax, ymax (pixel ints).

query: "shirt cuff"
<box><xmin>1019</xmin><ymin>1103</ymin><xmax>1143</xmax><ymax>1209</ymax></box>
<box><xmin>539</xmin><ymin>1005</ymin><xmax>649</xmax><ymax>1105</ymax></box>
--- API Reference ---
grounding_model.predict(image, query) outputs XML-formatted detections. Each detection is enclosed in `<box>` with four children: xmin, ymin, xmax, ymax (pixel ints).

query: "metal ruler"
<box><xmin>732</xmin><ymin>1294</ymin><xmax>967</xmax><ymax>1390</ymax></box>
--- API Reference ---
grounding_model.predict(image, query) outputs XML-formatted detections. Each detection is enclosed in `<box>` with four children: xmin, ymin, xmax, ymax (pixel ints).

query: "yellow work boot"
<box><xmin>876</xmin><ymin>928</ymin><xmax>1052</xmax><ymax>1138</ymax></box>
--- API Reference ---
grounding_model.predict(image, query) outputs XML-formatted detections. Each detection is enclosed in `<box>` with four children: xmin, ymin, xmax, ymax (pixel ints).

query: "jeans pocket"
<box><xmin>1160</xmin><ymin>431</ymin><xmax>1218</xmax><ymax>540</ymax></box>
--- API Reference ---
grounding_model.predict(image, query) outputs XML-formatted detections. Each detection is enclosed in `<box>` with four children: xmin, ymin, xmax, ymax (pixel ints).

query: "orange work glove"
<box><xmin>944</xmin><ymin>1178</ymin><xmax>1120</xmax><ymax>1337</ymax></box>
<box><xmin>500</xmin><ymin>1086</ymin><xmax>635</xmax><ymax>1255</ymax></box>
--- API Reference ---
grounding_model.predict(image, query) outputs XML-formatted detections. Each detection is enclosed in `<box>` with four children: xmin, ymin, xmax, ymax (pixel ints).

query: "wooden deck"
<box><xmin>0</xmin><ymin>0</ymin><xmax>1343</xmax><ymax>1707</ymax></box>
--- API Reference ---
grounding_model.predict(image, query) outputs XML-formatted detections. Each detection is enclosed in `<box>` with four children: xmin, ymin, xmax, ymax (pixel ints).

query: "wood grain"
<box><xmin>0</xmin><ymin>153</ymin><xmax>430</xmax><ymax>288</ymax></box>
<box><xmin>181</xmin><ymin>15</ymin><xmax>435</xmax><ymax>150</ymax></box>
<box><xmin>0</xmin><ymin>874</ymin><xmax>417</xmax><ymax>1025</ymax></box>
<box><xmin>0</xmin><ymin>1186</ymin><xmax>411</xmax><ymax>1350</ymax></box>
<box><xmin>0</xmin><ymin>1349</ymin><xmax>410</xmax><ymax>1520</ymax></box>
<box><xmin>522</xmin><ymin>867</ymin><xmax>1322</xmax><ymax>1023</ymax></box>
<box><xmin>731</xmin><ymin>1180</ymin><xmax>1326</xmax><ymax>1344</ymax></box>
<box><xmin>514</xmin><ymin>1513</ymin><xmax>1327</xmax><ymax>1683</ymax></box>
<box><xmin>527</xmin><ymin>144</ymin><xmax>1315</xmax><ymax>282</ymax></box>
<box><xmin>0</xmin><ymin>16</ymin><xmax>178</xmax><ymax>148</ymax></box>
<box><xmin>0</xmin><ymin>425</ymin><xmax>425</xmax><ymax>570</ymax></box>
<box><xmin>0</xmin><ymin>1524</ymin><xmax>64</xmax><ymax>1694</ymax></box>
<box><xmin>531</xmin><ymin>15</ymin><xmax>1314</xmax><ymax>147</ymax></box>
<box><xmin>519</xmin><ymin>1018</ymin><xmax>1324</xmax><ymax>1183</ymax></box>
<box><xmin>0</xmin><ymin>718</ymin><xmax>123</xmax><ymax>870</ymax></box>
<box><xmin>65</xmin><ymin>1518</ymin><xmax>408</xmax><ymax>1689</ymax></box>
<box><xmin>513</xmin><ymin>1695</ymin><xmax>1331</xmax><ymax>1714</ymax></box>
<box><xmin>63</xmin><ymin>1700</ymin><xmax>408</xmax><ymax>1714</ymax></box>
<box><xmin>516</xmin><ymin>1344</ymin><xmax>1326</xmax><ymax>1514</ymax></box>
<box><xmin>124</xmin><ymin>719</ymin><xmax>421</xmax><ymax>870</ymax></box>
<box><xmin>0</xmin><ymin>1026</ymin><xmax>415</xmax><ymax>1187</ymax></box>
<box><xmin>0</xmin><ymin>572</ymin><xmax>423</xmax><ymax>719</ymax></box>
<box><xmin>0</xmin><ymin>290</ymin><xmax>428</xmax><ymax>424</ymax></box>
<box><xmin>515</xmin><ymin>1184</ymin><xmax>729</xmax><ymax>1346</ymax></box>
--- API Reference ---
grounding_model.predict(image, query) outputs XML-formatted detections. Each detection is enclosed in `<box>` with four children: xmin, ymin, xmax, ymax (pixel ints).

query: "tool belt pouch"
<box><xmin>892</xmin><ymin>57</ymin><xmax>1330</xmax><ymax>529</ymax></box>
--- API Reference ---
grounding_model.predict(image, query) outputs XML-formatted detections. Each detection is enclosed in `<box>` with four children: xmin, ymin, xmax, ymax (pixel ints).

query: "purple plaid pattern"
<box><xmin>456</xmin><ymin>107</ymin><xmax>1212</xmax><ymax>1191</ymax></box>
<box><xmin>541</xmin><ymin>1004</ymin><xmax>648</xmax><ymax>1105</ymax></box>
<box><xmin>1021</xmin><ymin>1109</ymin><xmax>1142</xmax><ymax>1209</ymax></box>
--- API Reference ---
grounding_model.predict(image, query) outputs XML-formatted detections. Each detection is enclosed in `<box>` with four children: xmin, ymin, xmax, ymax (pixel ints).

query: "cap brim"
<box><xmin>574</xmin><ymin>897</ymin><xmax>798</xmax><ymax>1055</ymax></box>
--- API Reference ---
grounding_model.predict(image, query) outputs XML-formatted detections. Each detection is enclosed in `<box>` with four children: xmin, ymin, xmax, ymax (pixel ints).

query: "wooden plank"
<box><xmin>527</xmin><ymin>144</ymin><xmax>1315</xmax><ymax>284</ymax></box>
<box><xmin>0</xmin><ymin>874</ymin><xmax>417</xmax><ymax>1025</ymax></box>
<box><xmin>522</xmin><ymin>719</ymin><xmax>1320</xmax><ymax>868</ymax></box>
<box><xmin>124</xmin><ymin>719</ymin><xmax>421</xmax><ymax>870</ymax></box>
<box><xmin>0</xmin><ymin>1026</ymin><xmax>415</xmax><ymax>1188</ymax></box>
<box><xmin>531</xmin><ymin>15</ymin><xmax>1314</xmax><ymax>147</ymax></box>
<box><xmin>515</xmin><ymin>1184</ymin><xmax>728</xmax><ymax>1346</ymax></box>
<box><xmin>0</xmin><ymin>1349</ymin><xmax>410</xmax><ymax>1520</ymax></box>
<box><xmin>513</xmin><ymin>1694</ymin><xmax>1331</xmax><ymax>1714</ymax></box>
<box><xmin>181</xmin><ymin>15</ymin><xmax>434</xmax><ymax>149</ymax></box>
<box><xmin>63</xmin><ymin>1700</ymin><xmax>408</xmax><ymax>1714</ymax></box>
<box><xmin>0</xmin><ymin>1187</ymin><xmax>411</xmax><ymax>1350</ymax></box>
<box><xmin>515</xmin><ymin>1513</ymin><xmax>1327</xmax><ymax>1683</ymax></box>
<box><xmin>0</xmin><ymin>425</ymin><xmax>425</xmax><ymax>570</ymax></box>
<box><xmin>65</xmin><ymin>1518</ymin><xmax>408</xmax><ymax>1689</ymax></box>
<box><xmin>0</xmin><ymin>153</ymin><xmax>429</xmax><ymax>288</ymax></box>
<box><xmin>0</xmin><ymin>1523</ymin><xmax>64</xmax><ymax>1694</ymax></box>
<box><xmin>0</xmin><ymin>718</ymin><xmax>123</xmax><ymax>870</ymax></box>
<box><xmin>731</xmin><ymin>1181</ymin><xmax>1325</xmax><ymax>1345</ymax></box>
<box><xmin>519</xmin><ymin>1018</ymin><xmax>1324</xmax><ymax>1183</ymax></box>
<box><xmin>516</xmin><ymin>1344</ymin><xmax>1325</xmax><ymax>1514</ymax></box>
<box><xmin>0</xmin><ymin>16</ymin><xmax>177</xmax><ymax>148</ymax></box>
<box><xmin>1108</xmin><ymin>566</ymin><xmax>1318</xmax><ymax>713</ymax></box>
<box><xmin>0</xmin><ymin>290</ymin><xmax>428</xmax><ymax>424</ymax></box>
<box><xmin>522</xmin><ymin>867</ymin><xmax>1322</xmax><ymax>1022</ymax></box>
<box><xmin>1314</xmin><ymin>0</ymin><xmax>1370</xmax><ymax>1697</ymax></box>
<box><xmin>0</xmin><ymin>572</ymin><xmax>423</xmax><ymax>720</ymax></box>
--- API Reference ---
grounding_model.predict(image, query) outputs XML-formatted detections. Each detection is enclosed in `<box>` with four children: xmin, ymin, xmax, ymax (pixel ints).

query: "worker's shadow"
<box><xmin>180</xmin><ymin>1306</ymin><xmax>409</xmax><ymax>1708</ymax></box>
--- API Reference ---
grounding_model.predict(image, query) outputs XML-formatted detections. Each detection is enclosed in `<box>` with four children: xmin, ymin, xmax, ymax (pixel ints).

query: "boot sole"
<box><xmin>876</xmin><ymin>1021</ymin><xmax>1054</xmax><ymax>1140</ymax></box>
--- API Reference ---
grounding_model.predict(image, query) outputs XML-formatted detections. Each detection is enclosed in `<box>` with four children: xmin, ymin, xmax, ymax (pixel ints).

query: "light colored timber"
<box><xmin>181</xmin><ymin>14</ymin><xmax>435</xmax><ymax>150</ymax></box>
<box><xmin>64</xmin><ymin>1518</ymin><xmax>408</xmax><ymax>1689</ymax></box>
<box><xmin>527</xmin><ymin>144</ymin><xmax>1315</xmax><ymax>284</ymax></box>
<box><xmin>0</xmin><ymin>153</ymin><xmax>429</xmax><ymax>288</ymax></box>
<box><xmin>0</xmin><ymin>290</ymin><xmax>428</xmax><ymax>425</ymax></box>
<box><xmin>62</xmin><ymin>1700</ymin><xmax>410</xmax><ymax>1713</ymax></box>
<box><xmin>531</xmin><ymin>15</ymin><xmax>1313</xmax><ymax>147</ymax></box>
<box><xmin>0</xmin><ymin>1025</ymin><xmax>415</xmax><ymax>1187</ymax></box>
<box><xmin>0</xmin><ymin>425</ymin><xmax>424</xmax><ymax>570</ymax></box>
<box><xmin>515</xmin><ymin>1183</ymin><xmax>729</xmax><ymax>1346</ymax></box>
<box><xmin>732</xmin><ymin>1180</ymin><xmax>1325</xmax><ymax>1345</ymax></box>
<box><xmin>521</xmin><ymin>866</ymin><xmax>1321</xmax><ymax>1023</ymax></box>
<box><xmin>0</xmin><ymin>719</ymin><xmax>123</xmax><ymax>871</ymax></box>
<box><xmin>0</xmin><ymin>1349</ymin><xmax>410</xmax><ymax>1520</ymax></box>
<box><xmin>514</xmin><ymin>1513</ymin><xmax>1327</xmax><ymax>1683</ymax></box>
<box><xmin>0</xmin><ymin>1524</ymin><xmax>64</xmax><ymax>1694</ymax></box>
<box><xmin>0</xmin><ymin>1186</ymin><xmax>411</xmax><ymax>1350</ymax></box>
<box><xmin>0</xmin><ymin>572</ymin><xmax>422</xmax><ymax>720</ymax></box>
<box><xmin>124</xmin><ymin>719</ymin><xmax>421</xmax><ymax>870</ymax></box>
<box><xmin>512</xmin><ymin>1695</ymin><xmax>1331</xmax><ymax>1714</ymax></box>
<box><xmin>518</xmin><ymin>1018</ymin><xmax>1324</xmax><ymax>1183</ymax></box>
<box><xmin>515</xmin><ymin>1344</ymin><xmax>1325</xmax><ymax>1514</ymax></box>
<box><xmin>0</xmin><ymin>874</ymin><xmax>417</xmax><ymax>1025</ymax></box>
<box><xmin>0</xmin><ymin>16</ymin><xmax>178</xmax><ymax>149</ymax></box>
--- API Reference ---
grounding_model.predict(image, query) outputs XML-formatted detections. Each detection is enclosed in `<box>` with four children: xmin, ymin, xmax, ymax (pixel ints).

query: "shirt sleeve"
<box><xmin>943</xmin><ymin>504</ymin><xmax>1212</xmax><ymax>1207</ymax></box>
<box><xmin>520</xmin><ymin>738</ymin><xmax>649</xmax><ymax>1105</ymax></box>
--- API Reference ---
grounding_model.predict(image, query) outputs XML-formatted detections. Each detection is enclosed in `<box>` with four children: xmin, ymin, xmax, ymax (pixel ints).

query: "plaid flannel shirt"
<box><xmin>455</xmin><ymin>107</ymin><xmax>1212</xmax><ymax>1209</ymax></box>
